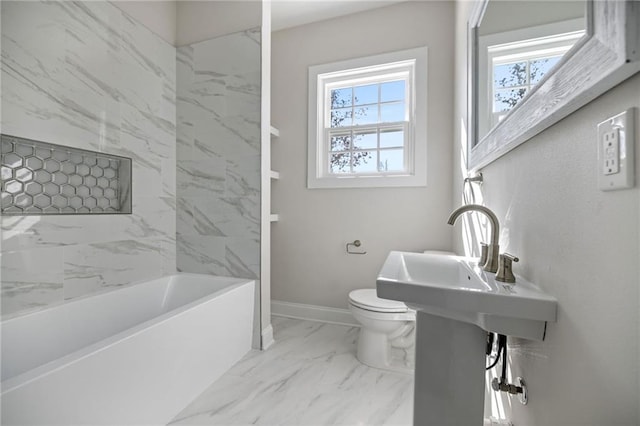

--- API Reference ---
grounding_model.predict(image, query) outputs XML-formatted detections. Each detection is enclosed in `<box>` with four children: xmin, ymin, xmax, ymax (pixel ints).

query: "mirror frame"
<box><xmin>468</xmin><ymin>0</ymin><xmax>640</xmax><ymax>172</ymax></box>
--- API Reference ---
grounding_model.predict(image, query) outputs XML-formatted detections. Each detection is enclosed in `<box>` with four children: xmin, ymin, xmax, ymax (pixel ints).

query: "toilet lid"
<box><xmin>348</xmin><ymin>289</ymin><xmax>408</xmax><ymax>313</ymax></box>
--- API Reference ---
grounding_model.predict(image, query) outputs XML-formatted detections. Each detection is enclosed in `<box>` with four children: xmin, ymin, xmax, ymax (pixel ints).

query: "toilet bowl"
<box><xmin>348</xmin><ymin>289</ymin><xmax>416</xmax><ymax>373</ymax></box>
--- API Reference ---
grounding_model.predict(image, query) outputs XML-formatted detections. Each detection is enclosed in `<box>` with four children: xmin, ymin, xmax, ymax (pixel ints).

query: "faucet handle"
<box><xmin>495</xmin><ymin>253</ymin><xmax>519</xmax><ymax>283</ymax></box>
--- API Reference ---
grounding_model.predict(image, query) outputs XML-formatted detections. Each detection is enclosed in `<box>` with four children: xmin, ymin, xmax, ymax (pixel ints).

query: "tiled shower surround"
<box><xmin>176</xmin><ymin>30</ymin><xmax>261</xmax><ymax>280</ymax></box>
<box><xmin>1</xmin><ymin>134</ymin><xmax>132</xmax><ymax>215</ymax></box>
<box><xmin>1</xmin><ymin>1</ymin><xmax>176</xmax><ymax>315</ymax></box>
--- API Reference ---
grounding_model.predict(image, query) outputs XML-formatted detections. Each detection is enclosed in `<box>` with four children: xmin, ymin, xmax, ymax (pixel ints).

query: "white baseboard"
<box><xmin>261</xmin><ymin>324</ymin><xmax>274</xmax><ymax>350</ymax></box>
<box><xmin>271</xmin><ymin>300</ymin><xmax>359</xmax><ymax>327</ymax></box>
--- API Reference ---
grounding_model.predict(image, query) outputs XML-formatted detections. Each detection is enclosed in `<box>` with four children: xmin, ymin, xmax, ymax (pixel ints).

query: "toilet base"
<box><xmin>356</xmin><ymin>328</ymin><xmax>414</xmax><ymax>374</ymax></box>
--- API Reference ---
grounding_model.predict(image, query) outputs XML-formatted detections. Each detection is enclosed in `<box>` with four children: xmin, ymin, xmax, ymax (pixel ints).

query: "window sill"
<box><xmin>308</xmin><ymin>173</ymin><xmax>426</xmax><ymax>189</ymax></box>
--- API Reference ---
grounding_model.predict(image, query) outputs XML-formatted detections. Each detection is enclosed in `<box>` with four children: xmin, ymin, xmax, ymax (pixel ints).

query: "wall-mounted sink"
<box><xmin>377</xmin><ymin>251</ymin><xmax>557</xmax><ymax>340</ymax></box>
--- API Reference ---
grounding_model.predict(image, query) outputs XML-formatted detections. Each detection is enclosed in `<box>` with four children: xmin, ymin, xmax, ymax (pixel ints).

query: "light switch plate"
<box><xmin>597</xmin><ymin>108</ymin><xmax>635</xmax><ymax>191</ymax></box>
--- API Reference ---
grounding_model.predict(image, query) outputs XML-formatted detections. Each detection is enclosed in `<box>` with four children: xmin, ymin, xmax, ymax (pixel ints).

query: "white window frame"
<box><xmin>308</xmin><ymin>47</ymin><xmax>428</xmax><ymax>189</ymax></box>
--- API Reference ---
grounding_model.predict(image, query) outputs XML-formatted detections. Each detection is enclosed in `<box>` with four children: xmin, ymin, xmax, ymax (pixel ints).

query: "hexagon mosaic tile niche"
<box><xmin>1</xmin><ymin>135</ymin><xmax>132</xmax><ymax>215</ymax></box>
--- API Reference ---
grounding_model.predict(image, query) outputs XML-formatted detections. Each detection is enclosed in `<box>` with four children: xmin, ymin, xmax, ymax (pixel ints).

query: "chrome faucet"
<box><xmin>447</xmin><ymin>204</ymin><xmax>500</xmax><ymax>273</ymax></box>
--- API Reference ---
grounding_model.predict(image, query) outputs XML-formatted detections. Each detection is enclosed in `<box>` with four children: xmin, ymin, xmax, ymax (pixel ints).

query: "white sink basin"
<box><xmin>376</xmin><ymin>251</ymin><xmax>557</xmax><ymax>340</ymax></box>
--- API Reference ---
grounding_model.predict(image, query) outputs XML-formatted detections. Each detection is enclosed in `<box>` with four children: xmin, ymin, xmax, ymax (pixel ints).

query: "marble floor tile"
<box><xmin>169</xmin><ymin>317</ymin><xmax>413</xmax><ymax>426</ymax></box>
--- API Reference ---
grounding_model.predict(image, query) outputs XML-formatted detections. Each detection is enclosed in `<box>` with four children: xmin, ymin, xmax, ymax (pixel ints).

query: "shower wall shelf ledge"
<box><xmin>1</xmin><ymin>134</ymin><xmax>132</xmax><ymax>215</ymax></box>
<box><xmin>269</xmin><ymin>125</ymin><xmax>279</xmax><ymax>223</ymax></box>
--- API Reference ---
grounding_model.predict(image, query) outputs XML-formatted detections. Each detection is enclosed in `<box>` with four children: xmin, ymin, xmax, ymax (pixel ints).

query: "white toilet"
<box><xmin>348</xmin><ymin>288</ymin><xmax>416</xmax><ymax>373</ymax></box>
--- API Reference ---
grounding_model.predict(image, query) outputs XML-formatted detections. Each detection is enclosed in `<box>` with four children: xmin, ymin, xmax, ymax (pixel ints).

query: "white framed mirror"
<box><xmin>468</xmin><ymin>0</ymin><xmax>640</xmax><ymax>171</ymax></box>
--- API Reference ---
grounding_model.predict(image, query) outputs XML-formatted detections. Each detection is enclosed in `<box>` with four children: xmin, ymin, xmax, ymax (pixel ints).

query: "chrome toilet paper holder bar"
<box><xmin>346</xmin><ymin>240</ymin><xmax>367</xmax><ymax>255</ymax></box>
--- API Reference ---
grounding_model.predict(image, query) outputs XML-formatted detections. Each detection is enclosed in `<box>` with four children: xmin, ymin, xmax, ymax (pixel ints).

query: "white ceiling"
<box><xmin>115</xmin><ymin>1</ymin><xmax>408</xmax><ymax>45</ymax></box>
<box><xmin>271</xmin><ymin>0</ymin><xmax>406</xmax><ymax>32</ymax></box>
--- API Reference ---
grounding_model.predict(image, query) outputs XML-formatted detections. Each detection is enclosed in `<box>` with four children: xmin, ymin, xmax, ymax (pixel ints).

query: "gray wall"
<box><xmin>455</xmin><ymin>1</ymin><xmax>639</xmax><ymax>424</ymax></box>
<box><xmin>176</xmin><ymin>29</ymin><xmax>261</xmax><ymax>281</ymax></box>
<box><xmin>271</xmin><ymin>1</ymin><xmax>455</xmax><ymax>309</ymax></box>
<box><xmin>1</xmin><ymin>1</ymin><xmax>176</xmax><ymax>316</ymax></box>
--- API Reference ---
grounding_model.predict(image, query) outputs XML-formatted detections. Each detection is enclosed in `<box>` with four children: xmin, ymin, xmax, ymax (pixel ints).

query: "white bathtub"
<box><xmin>1</xmin><ymin>273</ymin><xmax>255</xmax><ymax>425</ymax></box>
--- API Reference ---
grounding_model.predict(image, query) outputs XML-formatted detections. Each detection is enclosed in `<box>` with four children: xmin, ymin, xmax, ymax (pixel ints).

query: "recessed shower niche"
<box><xmin>0</xmin><ymin>134</ymin><xmax>132</xmax><ymax>215</ymax></box>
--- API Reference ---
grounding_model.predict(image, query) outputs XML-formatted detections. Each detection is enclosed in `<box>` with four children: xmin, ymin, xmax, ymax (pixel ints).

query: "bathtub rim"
<box><xmin>1</xmin><ymin>273</ymin><xmax>255</xmax><ymax>393</ymax></box>
<box><xmin>1</xmin><ymin>273</ymin><xmax>248</xmax><ymax>322</ymax></box>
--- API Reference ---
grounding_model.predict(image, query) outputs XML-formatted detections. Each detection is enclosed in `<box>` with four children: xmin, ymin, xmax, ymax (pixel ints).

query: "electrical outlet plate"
<box><xmin>597</xmin><ymin>108</ymin><xmax>635</xmax><ymax>191</ymax></box>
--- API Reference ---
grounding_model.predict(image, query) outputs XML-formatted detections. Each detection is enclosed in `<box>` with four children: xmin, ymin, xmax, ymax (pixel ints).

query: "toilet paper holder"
<box><xmin>346</xmin><ymin>240</ymin><xmax>367</xmax><ymax>255</ymax></box>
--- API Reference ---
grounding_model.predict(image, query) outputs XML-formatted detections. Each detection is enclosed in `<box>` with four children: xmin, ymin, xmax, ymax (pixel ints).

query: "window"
<box><xmin>488</xmin><ymin>30</ymin><xmax>584</xmax><ymax>127</ymax></box>
<box><xmin>477</xmin><ymin>19</ymin><xmax>584</xmax><ymax>136</ymax></box>
<box><xmin>308</xmin><ymin>47</ymin><xmax>427</xmax><ymax>188</ymax></box>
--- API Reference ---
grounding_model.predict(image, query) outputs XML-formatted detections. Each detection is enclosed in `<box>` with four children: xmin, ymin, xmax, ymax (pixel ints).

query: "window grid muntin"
<box><xmin>323</xmin><ymin>69</ymin><xmax>412</xmax><ymax>177</ymax></box>
<box><xmin>326</xmin><ymin>74</ymin><xmax>410</xmax><ymax>127</ymax></box>
<box><xmin>325</xmin><ymin>122</ymin><xmax>408</xmax><ymax>175</ymax></box>
<box><xmin>487</xmin><ymin>30</ymin><xmax>583</xmax><ymax>124</ymax></box>
<box><xmin>491</xmin><ymin>53</ymin><xmax>563</xmax><ymax>118</ymax></box>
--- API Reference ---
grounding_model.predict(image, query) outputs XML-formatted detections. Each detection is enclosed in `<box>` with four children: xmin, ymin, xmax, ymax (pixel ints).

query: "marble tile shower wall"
<box><xmin>0</xmin><ymin>1</ymin><xmax>177</xmax><ymax>316</ymax></box>
<box><xmin>176</xmin><ymin>30</ymin><xmax>261</xmax><ymax>280</ymax></box>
